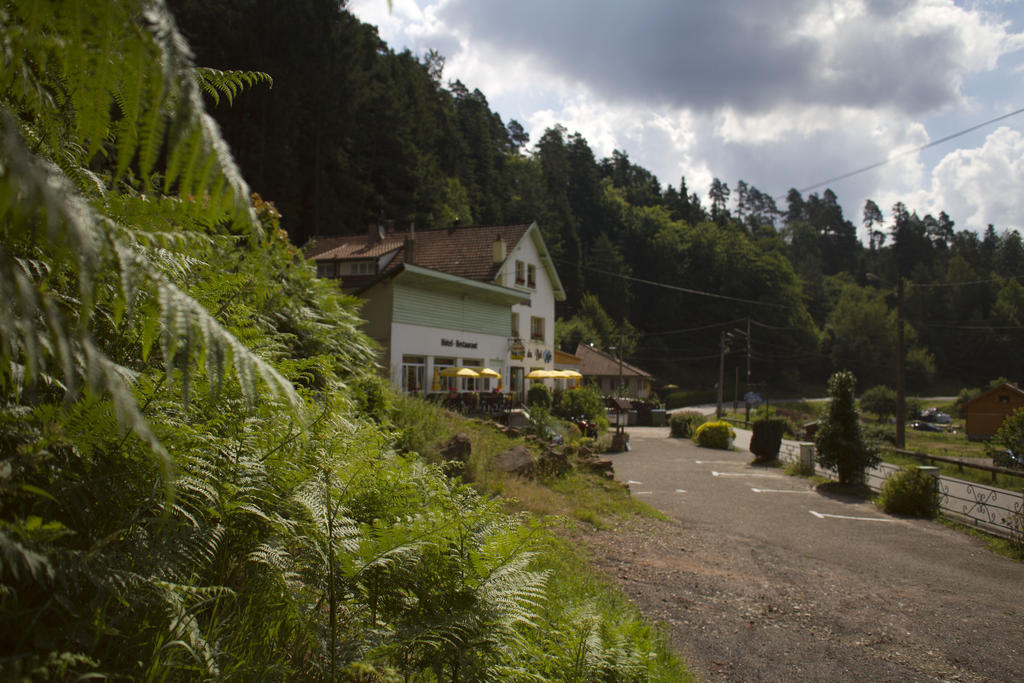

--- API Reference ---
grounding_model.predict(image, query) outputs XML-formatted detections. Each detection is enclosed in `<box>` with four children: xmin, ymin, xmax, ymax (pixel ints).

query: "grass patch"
<box><xmin>530</xmin><ymin>534</ymin><xmax>696</xmax><ymax>681</ymax></box>
<box><xmin>509</xmin><ymin>471</ymin><xmax>668</xmax><ymax>528</ymax></box>
<box><xmin>937</xmin><ymin>517</ymin><xmax>1024</xmax><ymax>562</ymax></box>
<box><xmin>902</xmin><ymin>428</ymin><xmax>987</xmax><ymax>459</ymax></box>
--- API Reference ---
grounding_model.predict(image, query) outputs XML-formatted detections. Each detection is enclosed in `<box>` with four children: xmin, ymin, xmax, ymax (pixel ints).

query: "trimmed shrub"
<box><xmin>815</xmin><ymin>370</ymin><xmax>879</xmax><ymax>486</ymax></box>
<box><xmin>693</xmin><ymin>421</ymin><xmax>735</xmax><ymax>450</ymax></box>
<box><xmin>669</xmin><ymin>411</ymin><xmax>705</xmax><ymax>438</ymax></box>
<box><xmin>527</xmin><ymin>381</ymin><xmax>552</xmax><ymax>409</ymax></box>
<box><xmin>750</xmin><ymin>417</ymin><xmax>786</xmax><ymax>462</ymax></box>
<box><xmin>877</xmin><ymin>466</ymin><xmax>938</xmax><ymax>517</ymax></box>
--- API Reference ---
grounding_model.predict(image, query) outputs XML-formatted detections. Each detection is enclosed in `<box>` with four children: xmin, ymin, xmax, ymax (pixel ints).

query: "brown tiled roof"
<box><xmin>306</xmin><ymin>223</ymin><xmax>534</xmax><ymax>283</ymax></box>
<box><xmin>575</xmin><ymin>343</ymin><xmax>653</xmax><ymax>379</ymax></box>
<box><xmin>306</xmin><ymin>235</ymin><xmax>404</xmax><ymax>260</ymax></box>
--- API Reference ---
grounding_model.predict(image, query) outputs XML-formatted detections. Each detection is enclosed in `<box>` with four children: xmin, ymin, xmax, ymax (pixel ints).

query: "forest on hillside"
<box><xmin>170</xmin><ymin>0</ymin><xmax>1024</xmax><ymax>395</ymax></box>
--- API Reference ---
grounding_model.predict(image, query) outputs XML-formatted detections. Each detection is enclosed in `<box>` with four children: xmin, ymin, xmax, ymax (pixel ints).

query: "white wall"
<box><xmin>387</xmin><ymin>321</ymin><xmax>509</xmax><ymax>391</ymax></box>
<box><xmin>500</xmin><ymin>228</ymin><xmax>557</xmax><ymax>373</ymax></box>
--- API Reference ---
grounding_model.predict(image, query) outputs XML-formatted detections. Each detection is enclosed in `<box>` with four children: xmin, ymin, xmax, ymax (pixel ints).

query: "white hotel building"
<box><xmin>306</xmin><ymin>222</ymin><xmax>566</xmax><ymax>400</ymax></box>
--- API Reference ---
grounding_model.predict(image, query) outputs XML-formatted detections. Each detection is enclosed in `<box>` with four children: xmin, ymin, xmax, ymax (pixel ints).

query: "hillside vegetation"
<box><xmin>0</xmin><ymin>2</ymin><xmax>687</xmax><ymax>679</ymax></box>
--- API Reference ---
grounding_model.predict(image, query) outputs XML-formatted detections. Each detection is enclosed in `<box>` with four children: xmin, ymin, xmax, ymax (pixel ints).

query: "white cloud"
<box><xmin>912</xmin><ymin>126</ymin><xmax>1024</xmax><ymax>230</ymax></box>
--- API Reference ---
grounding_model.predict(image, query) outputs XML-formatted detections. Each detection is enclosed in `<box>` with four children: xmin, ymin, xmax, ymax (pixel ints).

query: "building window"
<box><xmin>434</xmin><ymin>357</ymin><xmax>456</xmax><ymax>391</ymax></box>
<box><xmin>317</xmin><ymin>261</ymin><xmax>337</xmax><ymax>278</ymax></box>
<box><xmin>401</xmin><ymin>355</ymin><xmax>425</xmax><ymax>395</ymax></box>
<box><xmin>511</xmin><ymin>312</ymin><xmax>519</xmax><ymax>337</ymax></box>
<box><xmin>527</xmin><ymin>264</ymin><xmax>536</xmax><ymax>288</ymax></box>
<box><xmin>462</xmin><ymin>359</ymin><xmax>482</xmax><ymax>392</ymax></box>
<box><xmin>515</xmin><ymin>260</ymin><xmax>525</xmax><ymax>285</ymax></box>
<box><xmin>530</xmin><ymin>316</ymin><xmax>544</xmax><ymax>342</ymax></box>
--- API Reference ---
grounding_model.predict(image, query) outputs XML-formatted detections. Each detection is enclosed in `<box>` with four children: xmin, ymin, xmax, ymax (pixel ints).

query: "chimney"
<box><xmin>404</xmin><ymin>222</ymin><xmax>415</xmax><ymax>265</ymax></box>
<box><xmin>492</xmin><ymin>234</ymin><xmax>506</xmax><ymax>263</ymax></box>
<box><xmin>367</xmin><ymin>222</ymin><xmax>385</xmax><ymax>244</ymax></box>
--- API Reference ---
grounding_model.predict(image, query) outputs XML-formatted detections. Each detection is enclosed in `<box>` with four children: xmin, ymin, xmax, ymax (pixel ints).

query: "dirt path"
<box><xmin>577</xmin><ymin>427</ymin><xmax>1024</xmax><ymax>682</ymax></box>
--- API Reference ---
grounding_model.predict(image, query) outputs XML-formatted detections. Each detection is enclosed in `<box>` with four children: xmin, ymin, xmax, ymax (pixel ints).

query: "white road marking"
<box><xmin>712</xmin><ymin>471</ymin><xmax>784</xmax><ymax>478</ymax></box>
<box><xmin>751</xmin><ymin>488</ymin><xmax>814</xmax><ymax>494</ymax></box>
<box><xmin>675</xmin><ymin>489</ymin><xmax>687</xmax><ymax>493</ymax></box>
<box><xmin>809</xmin><ymin>510</ymin><xmax>896</xmax><ymax>522</ymax></box>
<box><xmin>627</xmin><ymin>480</ymin><xmax>644</xmax><ymax>485</ymax></box>
<box><xmin>634</xmin><ymin>491</ymin><xmax>653</xmax><ymax>495</ymax></box>
<box><xmin>696</xmin><ymin>460</ymin><xmax>741</xmax><ymax>465</ymax></box>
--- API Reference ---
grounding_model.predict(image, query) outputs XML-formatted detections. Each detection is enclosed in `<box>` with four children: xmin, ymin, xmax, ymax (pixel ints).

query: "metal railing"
<box><xmin>777</xmin><ymin>440</ymin><xmax>1024</xmax><ymax>540</ymax></box>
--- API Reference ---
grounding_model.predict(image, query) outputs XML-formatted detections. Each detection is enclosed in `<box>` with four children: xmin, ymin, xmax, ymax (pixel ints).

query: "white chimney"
<box><xmin>492</xmin><ymin>234</ymin><xmax>506</xmax><ymax>263</ymax></box>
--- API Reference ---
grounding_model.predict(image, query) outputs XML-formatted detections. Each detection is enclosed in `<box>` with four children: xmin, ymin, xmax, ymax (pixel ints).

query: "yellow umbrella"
<box><xmin>526</xmin><ymin>369</ymin><xmax>555</xmax><ymax>379</ymax></box>
<box><xmin>440</xmin><ymin>366</ymin><xmax>480</xmax><ymax>377</ymax></box>
<box><xmin>432</xmin><ymin>367</ymin><xmax>441</xmax><ymax>391</ymax></box>
<box><xmin>561</xmin><ymin>370</ymin><xmax>583</xmax><ymax>378</ymax></box>
<box><xmin>478</xmin><ymin>368</ymin><xmax>501</xmax><ymax>378</ymax></box>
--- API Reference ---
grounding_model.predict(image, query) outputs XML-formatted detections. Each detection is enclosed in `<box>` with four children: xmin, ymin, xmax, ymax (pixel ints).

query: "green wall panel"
<box><xmin>393</xmin><ymin>283</ymin><xmax>507</xmax><ymax>335</ymax></box>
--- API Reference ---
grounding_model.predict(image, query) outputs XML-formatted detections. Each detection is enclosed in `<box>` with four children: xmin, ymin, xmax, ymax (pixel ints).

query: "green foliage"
<box><xmin>989</xmin><ymin>407</ymin><xmax>1024</xmax><ymax>461</ymax></box>
<box><xmin>553</xmin><ymin>384</ymin><xmax>604</xmax><ymax>422</ymax></box>
<box><xmin>669</xmin><ymin>411</ymin><xmax>705</xmax><ymax>438</ymax></box>
<box><xmin>815</xmin><ymin>371</ymin><xmax>880</xmax><ymax>486</ymax></box>
<box><xmin>693</xmin><ymin>421</ymin><xmax>735</xmax><ymax>450</ymax></box>
<box><xmin>877</xmin><ymin>466</ymin><xmax>939</xmax><ymax>517</ymax></box>
<box><xmin>860</xmin><ymin>385</ymin><xmax>897</xmax><ymax>422</ymax></box>
<box><xmin>527</xmin><ymin>381</ymin><xmax>552</xmax><ymax>409</ymax></box>
<box><xmin>750</xmin><ymin>417</ymin><xmax>787</xmax><ymax>462</ymax></box>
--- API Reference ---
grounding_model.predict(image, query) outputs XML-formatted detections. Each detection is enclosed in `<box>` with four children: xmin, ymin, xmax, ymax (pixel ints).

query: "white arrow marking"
<box><xmin>712</xmin><ymin>471</ymin><xmax>783</xmax><ymax>478</ymax></box>
<box><xmin>809</xmin><ymin>510</ymin><xmax>896</xmax><ymax>522</ymax></box>
<box><xmin>751</xmin><ymin>488</ymin><xmax>814</xmax><ymax>494</ymax></box>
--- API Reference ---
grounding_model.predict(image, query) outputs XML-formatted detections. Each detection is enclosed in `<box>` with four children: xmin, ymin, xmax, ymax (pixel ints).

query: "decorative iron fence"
<box><xmin>777</xmin><ymin>441</ymin><xmax>1024</xmax><ymax>540</ymax></box>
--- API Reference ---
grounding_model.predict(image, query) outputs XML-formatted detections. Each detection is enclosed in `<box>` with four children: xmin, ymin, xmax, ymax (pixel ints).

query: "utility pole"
<box><xmin>746</xmin><ymin>317</ymin><xmax>752</xmax><ymax>391</ymax></box>
<box><xmin>717</xmin><ymin>331</ymin><xmax>726</xmax><ymax>418</ymax></box>
<box><xmin>896</xmin><ymin>278</ymin><xmax>906</xmax><ymax>448</ymax></box>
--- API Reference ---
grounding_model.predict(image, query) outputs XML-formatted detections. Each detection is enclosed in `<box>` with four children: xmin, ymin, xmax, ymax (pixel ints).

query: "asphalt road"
<box><xmin>601</xmin><ymin>426</ymin><xmax>1024</xmax><ymax>681</ymax></box>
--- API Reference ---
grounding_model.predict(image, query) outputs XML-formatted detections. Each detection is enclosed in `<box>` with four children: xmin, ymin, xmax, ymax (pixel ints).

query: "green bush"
<box><xmin>859</xmin><ymin>385</ymin><xmax>896</xmax><ymax>422</ymax></box>
<box><xmin>693</xmin><ymin>421</ymin><xmax>735</xmax><ymax>449</ymax></box>
<box><xmin>750</xmin><ymin>417</ymin><xmax>786</xmax><ymax>462</ymax></box>
<box><xmin>553</xmin><ymin>384</ymin><xmax>604</xmax><ymax>422</ymax></box>
<box><xmin>877</xmin><ymin>466</ymin><xmax>939</xmax><ymax>517</ymax></box>
<box><xmin>528</xmin><ymin>381</ymin><xmax>552</xmax><ymax>409</ymax></box>
<box><xmin>669</xmin><ymin>411</ymin><xmax>705</xmax><ymax>438</ymax></box>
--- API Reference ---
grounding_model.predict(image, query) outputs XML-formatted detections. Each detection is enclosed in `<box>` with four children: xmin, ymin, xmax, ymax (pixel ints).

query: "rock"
<box><xmin>587</xmin><ymin>458</ymin><xmax>615</xmax><ymax>477</ymax></box>
<box><xmin>440</xmin><ymin>432</ymin><xmax>472</xmax><ymax>464</ymax></box>
<box><xmin>536</xmin><ymin>447</ymin><xmax>571</xmax><ymax>476</ymax></box>
<box><xmin>494</xmin><ymin>444</ymin><xmax>534</xmax><ymax>477</ymax></box>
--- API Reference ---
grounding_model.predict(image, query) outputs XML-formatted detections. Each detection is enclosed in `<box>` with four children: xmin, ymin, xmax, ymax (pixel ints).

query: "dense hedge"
<box><xmin>693</xmin><ymin>421</ymin><xmax>735</xmax><ymax>449</ymax></box>
<box><xmin>669</xmin><ymin>411</ymin><xmax>705</xmax><ymax>438</ymax></box>
<box><xmin>750</xmin><ymin>417</ymin><xmax>787</xmax><ymax>462</ymax></box>
<box><xmin>877</xmin><ymin>466</ymin><xmax>939</xmax><ymax>517</ymax></box>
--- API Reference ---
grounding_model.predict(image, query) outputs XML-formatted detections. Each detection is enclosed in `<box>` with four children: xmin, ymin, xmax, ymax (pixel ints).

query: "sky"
<box><xmin>348</xmin><ymin>0</ymin><xmax>1024</xmax><ymax>241</ymax></box>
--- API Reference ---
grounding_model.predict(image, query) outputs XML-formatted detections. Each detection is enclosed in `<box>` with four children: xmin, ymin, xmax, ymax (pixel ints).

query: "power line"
<box><xmin>782</xmin><ymin>105</ymin><xmax>1024</xmax><ymax>198</ymax></box>
<box><xmin>554</xmin><ymin>258</ymin><xmax>792</xmax><ymax>309</ymax></box>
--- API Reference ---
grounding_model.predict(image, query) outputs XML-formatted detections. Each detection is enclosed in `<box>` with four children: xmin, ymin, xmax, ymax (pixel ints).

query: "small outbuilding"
<box><xmin>964</xmin><ymin>382</ymin><xmax>1024</xmax><ymax>441</ymax></box>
